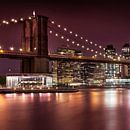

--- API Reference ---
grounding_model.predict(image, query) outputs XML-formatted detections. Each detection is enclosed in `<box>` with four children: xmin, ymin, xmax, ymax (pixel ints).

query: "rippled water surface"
<box><xmin>0</xmin><ymin>88</ymin><xmax>130</xmax><ymax>130</ymax></box>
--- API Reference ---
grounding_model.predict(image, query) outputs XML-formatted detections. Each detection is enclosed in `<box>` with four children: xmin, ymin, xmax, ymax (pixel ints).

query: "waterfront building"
<box><xmin>6</xmin><ymin>73</ymin><xmax>52</xmax><ymax>88</ymax></box>
<box><xmin>52</xmin><ymin>47</ymin><xmax>105</xmax><ymax>86</ymax></box>
<box><xmin>52</xmin><ymin>47</ymin><xmax>85</xmax><ymax>86</ymax></box>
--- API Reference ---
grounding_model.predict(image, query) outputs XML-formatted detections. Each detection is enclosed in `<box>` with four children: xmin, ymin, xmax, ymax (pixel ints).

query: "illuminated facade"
<box><xmin>52</xmin><ymin>47</ymin><xmax>106</xmax><ymax>86</ymax></box>
<box><xmin>52</xmin><ymin>47</ymin><xmax>84</xmax><ymax>86</ymax></box>
<box><xmin>122</xmin><ymin>43</ymin><xmax>130</xmax><ymax>76</ymax></box>
<box><xmin>6</xmin><ymin>73</ymin><xmax>52</xmax><ymax>88</ymax></box>
<box><xmin>105</xmin><ymin>44</ymin><xmax>121</xmax><ymax>79</ymax></box>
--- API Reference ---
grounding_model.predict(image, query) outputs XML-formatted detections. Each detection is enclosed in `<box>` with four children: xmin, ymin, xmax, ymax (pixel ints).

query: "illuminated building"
<box><xmin>122</xmin><ymin>43</ymin><xmax>130</xmax><ymax>76</ymax></box>
<box><xmin>122</xmin><ymin>43</ymin><xmax>130</xmax><ymax>59</ymax></box>
<box><xmin>6</xmin><ymin>73</ymin><xmax>52</xmax><ymax>88</ymax></box>
<box><xmin>105</xmin><ymin>44</ymin><xmax>116</xmax><ymax>58</ymax></box>
<box><xmin>52</xmin><ymin>47</ymin><xmax>105</xmax><ymax>86</ymax></box>
<box><xmin>105</xmin><ymin>44</ymin><xmax>121</xmax><ymax>79</ymax></box>
<box><xmin>52</xmin><ymin>47</ymin><xmax>84</xmax><ymax>86</ymax></box>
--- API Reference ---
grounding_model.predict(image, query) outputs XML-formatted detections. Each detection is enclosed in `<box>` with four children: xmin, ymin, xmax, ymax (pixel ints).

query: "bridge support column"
<box><xmin>21</xmin><ymin>59</ymin><xmax>32</xmax><ymax>73</ymax></box>
<box><xmin>21</xmin><ymin>15</ymin><xmax>49</xmax><ymax>73</ymax></box>
<box><xmin>21</xmin><ymin>58</ymin><xmax>49</xmax><ymax>73</ymax></box>
<box><xmin>32</xmin><ymin>57</ymin><xmax>49</xmax><ymax>73</ymax></box>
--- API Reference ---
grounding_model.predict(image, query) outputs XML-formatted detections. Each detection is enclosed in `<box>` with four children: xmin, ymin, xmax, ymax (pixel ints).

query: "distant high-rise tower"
<box><xmin>105</xmin><ymin>44</ymin><xmax>121</xmax><ymax>79</ymax></box>
<box><xmin>105</xmin><ymin>44</ymin><xmax>116</xmax><ymax>58</ymax></box>
<box><xmin>122</xmin><ymin>43</ymin><xmax>130</xmax><ymax>59</ymax></box>
<box><xmin>122</xmin><ymin>43</ymin><xmax>130</xmax><ymax>77</ymax></box>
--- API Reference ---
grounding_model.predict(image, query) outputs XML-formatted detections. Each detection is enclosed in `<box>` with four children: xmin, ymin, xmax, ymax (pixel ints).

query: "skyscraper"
<box><xmin>105</xmin><ymin>44</ymin><xmax>121</xmax><ymax>79</ymax></box>
<box><xmin>122</xmin><ymin>43</ymin><xmax>130</xmax><ymax>77</ymax></box>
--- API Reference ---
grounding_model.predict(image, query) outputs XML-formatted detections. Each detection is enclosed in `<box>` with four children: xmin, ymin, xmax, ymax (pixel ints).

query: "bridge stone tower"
<box><xmin>21</xmin><ymin>15</ymin><xmax>49</xmax><ymax>73</ymax></box>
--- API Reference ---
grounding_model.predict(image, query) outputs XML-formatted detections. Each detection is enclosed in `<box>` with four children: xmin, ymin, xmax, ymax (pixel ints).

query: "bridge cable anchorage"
<box><xmin>48</xmin><ymin>26</ymin><xmax>104</xmax><ymax>58</ymax></box>
<box><xmin>49</xmin><ymin>19</ymin><xmax>106</xmax><ymax>52</ymax></box>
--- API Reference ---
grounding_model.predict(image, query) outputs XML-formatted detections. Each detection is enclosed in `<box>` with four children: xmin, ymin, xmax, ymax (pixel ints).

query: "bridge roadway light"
<box><xmin>20</xmin><ymin>18</ymin><xmax>24</xmax><ymax>21</ymax></box>
<box><xmin>28</xmin><ymin>17</ymin><xmax>32</xmax><ymax>20</ymax></box>
<box><xmin>34</xmin><ymin>47</ymin><xmax>37</xmax><ymax>50</ymax></box>
<box><xmin>10</xmin><ymin>47</ymin><xmax>14</xmax><ymax>51</ymax></box>
<box><xmin>0</xmin><ymin>50</ymin><xmax>4</xmax><ymax>53</ymax></box>
<box><xmin>19</xmin><ymin>48</ymin><xmax>23</xmax><ymax>52</ymax></box>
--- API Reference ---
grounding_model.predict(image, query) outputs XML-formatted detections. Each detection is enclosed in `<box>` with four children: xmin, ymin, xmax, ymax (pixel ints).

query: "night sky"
<box><xmin>0</xmin><ymin>0</ymin><xmax>130</xmax><ymax>74</ymax></box>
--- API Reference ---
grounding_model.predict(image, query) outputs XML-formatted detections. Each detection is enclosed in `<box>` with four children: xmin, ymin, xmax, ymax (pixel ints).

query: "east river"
<box><xmin>0</xmin><ymin>88</ymin><xmax>130</xmax><ymax>130</ymax></box>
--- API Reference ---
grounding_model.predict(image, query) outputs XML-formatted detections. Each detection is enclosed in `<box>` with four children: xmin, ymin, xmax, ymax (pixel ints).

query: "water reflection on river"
<box><xmin>0</xmin><ymin>88</ymin><xmax>130</xmax><ymax>130</ymax></box>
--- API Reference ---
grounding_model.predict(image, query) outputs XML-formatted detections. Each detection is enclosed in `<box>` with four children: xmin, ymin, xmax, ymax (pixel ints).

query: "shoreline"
<box><xmin>0</xmin><ymin>88</ymin><xmax>79</xmax><ymax>94</ymax></box>
<box><xmin>0</xmin><ymin>86</ymin><xmax>130</xmax><ymax>94</ymax></box>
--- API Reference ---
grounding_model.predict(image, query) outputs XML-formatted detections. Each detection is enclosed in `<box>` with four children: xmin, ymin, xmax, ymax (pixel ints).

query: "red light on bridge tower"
<box><xmin>21</xmin><ymin>15</ymin><xmax>49</xmax><ymax>73</ymax></box>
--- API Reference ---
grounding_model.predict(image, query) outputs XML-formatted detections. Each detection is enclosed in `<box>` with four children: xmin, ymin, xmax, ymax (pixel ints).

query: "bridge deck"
<box><xmin>0</xmin><ymin>51</ymin><xmax>129</xmax><ymax>64</ymax></box>
<box><xmin>49</xmin><ymin>54</ymin><xmax>130</xmax><ymax>65</ymax></box>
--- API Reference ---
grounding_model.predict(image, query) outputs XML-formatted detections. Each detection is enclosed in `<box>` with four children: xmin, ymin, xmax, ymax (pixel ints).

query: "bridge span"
<box><xmin>0</xmin><ymin>51</ymin><xmax>129</xmax><ymax>65</ymax></box>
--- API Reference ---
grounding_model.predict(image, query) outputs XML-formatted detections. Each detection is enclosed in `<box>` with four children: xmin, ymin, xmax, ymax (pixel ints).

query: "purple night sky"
<box><xmin>0</xmin><ymin>0</ymin><xmax>130</xmax><ymax>74</ymax></box>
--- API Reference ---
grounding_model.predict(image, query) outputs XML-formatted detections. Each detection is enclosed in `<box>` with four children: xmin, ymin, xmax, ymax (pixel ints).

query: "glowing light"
<box><xmin>33</xmin><ymin>11</ymin><xmax>36</xmax><ymax>17</ymax></box>
<box><xmin>87</xmin><ymin>48</ymin><xmax>89</xmax><ymax>50</ymax></box>
<box><xmin>103</xmin><ymin>48</ymin><xmax>105</xmax><ymax>50</ymax></box>
<box><xmin>77</xmin><ymin>44</ymin><xmax>80</xmax><ymax>46</ymax></box>
<box><xmin>61</xmin><ymin>36</ymin><xmax>64</xmax><ymax>39</ymax></box>
<box><xmin>14</xmin><ymin>20</ymin><xmax>17</xmax><ymax>23</ymax></box>
<box><xmin>19</xmin><ymin>48</ymin><xmax>23</xmax><ymax>52</ymax></box>
<box><xmin>90</xmin><ymin>41</ymin><xmax>93</xmax><ymax>44</ymax></box>
<box><xmin>2</xmin><ymin>20</ymin><xmax>6</xmax><ymax>24</ymax></box>
<box><xmin>99</xmin><ymin>53</ymin><xmax>102</xmax><ymax>55</ymax></box>
<box><xmin>99</xmin><ymin>46</ymin><xmax>102</xmax><ymax>48</ymax></box>
<box><xmin>75</xmin><ymin>34</ymin><xmax>78</xmax><ymax>37</ymax></box>
<box><xmin>69</xmin><ymin>31</ymin><xmax>72</xmax><ymax>34</ymax></box>
<box><xmin>57</xmin><ymin>25</ymin><xmax>61</xmax><ymax>28</ymax></box>
<box><xmin>20</xmin><ymin>18</ymin><xmax>24</xmax><ymax>21</ymax></box>
<box><xmin>10</xmin><ymin>47</ymin><xmax>14</xmax><ymax>51</ymax></box>
<box><xmin>72</xmin><ymin>41</ymin><xmax>75</xmax><ymax>44</ymax></box>
<box><xmin>95</xmin><ymin>51</ymin><xmax>98</xmax><ymax>54</ymax></box>
<box><xmin>55</xmin><ymin>33</ymin><xmax>58</xmax><ymax>37</ymax></box>
<box><xmin>11</xmin><ymin>19</ymin><xmax>15</xmax><ymax>22</ymax></box>
<box><xmin>28</xmin><ymin>17</ymin><xmax>32</xmax><ymax>20</ymax></box>
<box><xmin>95</xmin><ymin>44</ymin><xmax>97</xmax><ymax>46</ymax></box>
<box><xmin>80</xmin><ymin>37</ymin><xmax>83</xmax><ymax>39</ymax></box>
<box><xmin>0</xmin><ymin>50</ymin><xmax>4</xmax><ymax>53</ymax></box>
<box><xmin>49</xmin><ymin>30</ymin><xmax>52</xmax><ymax>34</ymax></box>
<box><xmin>85</xmin><ymin>39</ymin><xmax>88</xmax><ymax>42</ymax></box>
<box><xmin>82</xmin><ymin>45</ymin><xmax>84</xmax><ymax>48</ymax></box>
<box><xmin>66</xmin><ymin>39</ymin><xmax>69</xmax><ymax>42</ymax></box>
<box><xmin>64</xmin><ymin>28</ymin><xmax>67</xmax><ymax>31</ymax></box>
<box><xmin>91</xmin><ymin>49</ymin><xmax>94</xmax><ymax>52</ymax></box>
<box><xmin>0</xmin><ymin>46</ymin><xmax>1</xmax><ymax>49</ymax></box>
<box><xmin>34</xmin><ymin>47</ymin><xmax>37</xmax><ymax>50</ymax></box>
<box><xmin>5</xmin><ymin>21</ymin><xmax>9</xmax><ymax>24</ymax></box>
<box><xmin>51</xmin><ymin>21</ymin><xmax>55</xmax><ymax>24</ymax></box>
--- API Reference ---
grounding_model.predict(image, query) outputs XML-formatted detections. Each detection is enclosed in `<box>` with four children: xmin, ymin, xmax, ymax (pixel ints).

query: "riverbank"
<box><xmin>0</xmin><ymin>88</ymin><xmax>79</xmax><ymax>94</ymax></box>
